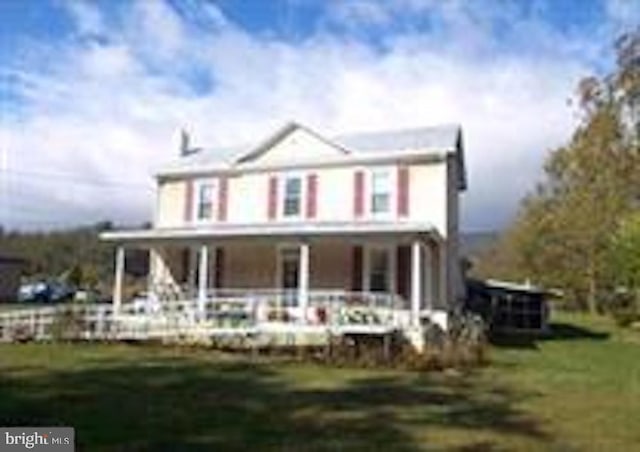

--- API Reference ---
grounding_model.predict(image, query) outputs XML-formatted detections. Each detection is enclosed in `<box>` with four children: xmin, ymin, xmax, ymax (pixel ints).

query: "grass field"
<box><xmin>0</xmin><ymin>312</ymin><xmax>639</xmax><ymax>451</ymax></box>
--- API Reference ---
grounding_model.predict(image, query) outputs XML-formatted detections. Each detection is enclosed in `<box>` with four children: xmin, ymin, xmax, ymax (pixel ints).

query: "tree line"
<box><xmin>474</xmin><ymin>29</ymin><xmax>640</xmax><ymax>319</ymax></box>
<box><xmin>0</xmin><ymin>222</ymin><xmax>147</xmax><ymax>294</ymax></box>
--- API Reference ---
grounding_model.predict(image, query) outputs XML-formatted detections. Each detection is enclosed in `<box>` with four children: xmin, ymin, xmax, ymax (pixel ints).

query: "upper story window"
<box><xmin>194</xmin><ymin>179</ymin><xmax>216</xmax><ymax>221</ymax></box>
<box><xmin>370</xmin><ymin>169</ymin><xmax>392</xmax><ymax>214</ymax></box>
<box><xmin>283</xmin><ymin>175</ymin><xmax>302</xmax><ymax>217</ymax></box>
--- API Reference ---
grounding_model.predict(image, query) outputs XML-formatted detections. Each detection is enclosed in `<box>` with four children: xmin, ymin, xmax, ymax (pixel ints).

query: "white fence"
<box><xmin>0</xmin><ymin>291</ymin><xmax>413</xmax><ymax>344</ymax></box>
<box><xmin>0</xmin><ymin>304</ymin><xmax>115</xmax><ymax>342</ymax></box>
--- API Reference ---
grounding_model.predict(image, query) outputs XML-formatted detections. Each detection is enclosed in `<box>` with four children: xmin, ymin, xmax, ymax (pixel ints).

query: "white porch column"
<box><xmin>113</xmin><ymin>246</ymin><xmax>125</xmax><ymax>316</ymax></box>
<box><xmin>298</xmin><ymin>242</ymin><xmax>310</xmax><ymax>324</ymax></box>
<box><xmin>197</xmin><ymin>245</ymin><xmax>209</xmax><ymax>314</ymax></box>
<box><xmin>411</xmin><ymin>240</ymin><xmax>422</xmax><ymax>327</ymax></box>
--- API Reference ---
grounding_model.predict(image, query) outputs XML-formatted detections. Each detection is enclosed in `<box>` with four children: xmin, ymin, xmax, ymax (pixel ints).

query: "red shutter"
<box><xmin>351</xmin><ymin>246</ymin><xmax>363</xmax><ymax>291</ymax></box>
<box><xmin>397</xmin><ymin>166</ymin><xmax>409</xmax><ymax>217</ymax></box>
<box><xmin>353</xmin><ymin>170</ymin><xmax>364</xmax><ymax>218</ymax></box>
<box><xmin>217</xmin><ymin>177</ymin><xmax>228</xmax><ymax>222</ymax></box>
<box><xmin>268</xmin><ymin>176</ymin><xmax>278</xmax><ymax>220</ymax></box>
<box><xmin>184</xmin><ymin>179</ymin><xmax>193</xmax><ymax>222</ymax></box>
<box><xmin>214</xmin><ymin>247</ymin><xmax>225</xmax><ymax>288</ymax></box>
<box><xmin>396</xmin><ymin>245</ymin><xmax>411</xmax><ymax>303</ymax></box>
<box><xmin>306</xmin><ymin>173</ymin><xmax>317</xmax><ymax>219</ymax></box>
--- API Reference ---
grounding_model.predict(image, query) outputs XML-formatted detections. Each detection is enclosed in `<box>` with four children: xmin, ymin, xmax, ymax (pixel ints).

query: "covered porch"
<box><xmin>101</xmin><ymin>222</ymin><xmax>450</xmax><ymax>336</ymax></box>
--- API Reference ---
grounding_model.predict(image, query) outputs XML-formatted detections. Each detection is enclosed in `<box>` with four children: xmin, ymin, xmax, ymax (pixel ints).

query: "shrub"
<box><xmin>421</xmin><ymin>313</ymin><xmax>489</xmax><ymax>370</ymax></box>
<box><xmin>321</xmin><ymin>313</ymin><xmax>489</xmax><ymax>371</ymax></box>
<box><xmin>10</xmin><ymin>325</ymin><xmax>34</xmax><ymax>343</ymax></box>
<box><xmin>608</xmin><ymin>291</ymin><xmax>640</xmax><ymax>328</ymax></box>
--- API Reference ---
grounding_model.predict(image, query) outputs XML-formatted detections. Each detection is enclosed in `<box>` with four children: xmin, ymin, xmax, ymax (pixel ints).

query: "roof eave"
<box><xmin>100</xmin><ymin>221</ymin><xmax>441</xmax><ymax>244</ymax></box>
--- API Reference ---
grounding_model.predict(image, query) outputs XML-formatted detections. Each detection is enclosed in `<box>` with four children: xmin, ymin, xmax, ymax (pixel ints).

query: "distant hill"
<box><xmin>460</xmin><ymin>231</ymin><xmax>500</xmax><ymax>258</ymax></box>
<box><xmin>0</xmin><ymin>222</ymin><xmax>148</xmax><ymax>289</ymax></box>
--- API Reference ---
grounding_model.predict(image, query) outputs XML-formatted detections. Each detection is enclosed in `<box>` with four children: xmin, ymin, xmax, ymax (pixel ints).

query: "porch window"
<box><xmin>371</xmin><ymin>169</ymin><xmax>391</xmax><ymax>214</ymax></box>
<box><xmin>195</xmin><ymin>180</ymin><xmax>216</xmax><ymax>221</ymax></box>
<box><xmin>283</xmin><ymin>176</ymin><xmax>302</xmax><ymax>217</ymax></box>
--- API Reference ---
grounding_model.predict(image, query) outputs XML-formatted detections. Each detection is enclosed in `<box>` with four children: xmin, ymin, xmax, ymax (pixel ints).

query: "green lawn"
<box><xmin>1</xmin><ymin>313</ymin><xmax>639</xmax><ymax>451</ymax></box>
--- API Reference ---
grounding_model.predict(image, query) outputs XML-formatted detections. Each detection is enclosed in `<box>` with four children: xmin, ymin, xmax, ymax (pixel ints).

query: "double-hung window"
<box><xmin>194</xmin><ymin>180</ymin><xmax>216</xmax><ymax>221</ymax></box>
<box><xmin>283</xmin><ymin>176</ymin><xmax>302</xmax><ymax>217</ymax></box>
<box><xmin>370</xmin><ymin>169</ymin><xmax>392</xmax><ymax>215</ymax></box>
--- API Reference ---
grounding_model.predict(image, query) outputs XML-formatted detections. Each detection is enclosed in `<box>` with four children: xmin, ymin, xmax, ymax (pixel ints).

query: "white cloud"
<box><xmin>605</xmin><ymin>0</ymin><xmax>640</xmax><ymax>30</ymax></box>
<box><xmin>62</xmin><ymin>0</ymin><xmax>106</xmax><ymax>37</ymax></box>
<box><xmin>127</xmin><ymin>0</ymin><xmax>187</xmax><ymax>60</ymax></box>
<box><xmin>0</xmin><ymin>0</ymin><xmax>627</xmax><ymax>230</ymax></box>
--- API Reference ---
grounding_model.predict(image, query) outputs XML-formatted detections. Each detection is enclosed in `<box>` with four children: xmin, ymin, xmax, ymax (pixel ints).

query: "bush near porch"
<box><xmin>0</xmin><ymin>311</ymin><xmax>638</xmax><ymax>451</ymax></box>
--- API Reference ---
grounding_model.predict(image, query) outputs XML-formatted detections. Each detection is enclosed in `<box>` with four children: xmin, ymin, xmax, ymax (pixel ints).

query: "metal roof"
<box><xmin>484</xmin><ymin>279</ymin><xmax>548</xmax><ymax>295</ymax></box>
<box><xmin>159</xmin><ymin>144</ymin><xmax>245</xmax><ymax>174</ymax></box>
<box><xmin>158</xmin><ymin>122</ymin><xmax>462</xmax><ymax>175</ymax></box>
<box><xmin>333</xmin><ymin>124</ymin><xmax>461</xmax><ymax>153</ymax></box>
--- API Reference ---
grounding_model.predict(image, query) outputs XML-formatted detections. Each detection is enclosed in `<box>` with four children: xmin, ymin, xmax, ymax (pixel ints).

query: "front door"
<box><xmin>279</xmin><ymin>248</ymin><xmax>299</xmax><ymax>306</ymax></box>
<box><xmin>365</xmin><ymin>247</ymin><xmax>394</xmax><ymax>293</ymax></box>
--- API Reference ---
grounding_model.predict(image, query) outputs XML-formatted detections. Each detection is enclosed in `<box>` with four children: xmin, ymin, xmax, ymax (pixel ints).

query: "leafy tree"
<box><xmin>609</xmin><ymin>212</ymin><xmax>640</xmax><ymax>299</ymax></box>
<box><xmin>479</xmin><ymin>29</ymin><xmax>640</xmax><ymax>313</ymax></box>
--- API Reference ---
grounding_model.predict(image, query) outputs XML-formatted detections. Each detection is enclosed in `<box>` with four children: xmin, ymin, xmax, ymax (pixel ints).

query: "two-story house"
<box><xmin>101</xmin><ymin>121</ymin><xmax>467</xmax><ymax>330</ymax></box>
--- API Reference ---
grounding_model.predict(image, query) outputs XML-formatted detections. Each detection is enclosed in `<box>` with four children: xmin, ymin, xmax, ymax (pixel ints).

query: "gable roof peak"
<box><xmin>234</xmin><ymin>121</ymin><xmax>349</xmax><ymax>165</ymax></box>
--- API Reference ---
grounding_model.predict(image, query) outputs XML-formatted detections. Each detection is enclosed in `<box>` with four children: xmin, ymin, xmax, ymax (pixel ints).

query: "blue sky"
<box><xmin>1</xmin><ymin>0</ymin><xmax>638</xmax><ymax>230</ymax></box>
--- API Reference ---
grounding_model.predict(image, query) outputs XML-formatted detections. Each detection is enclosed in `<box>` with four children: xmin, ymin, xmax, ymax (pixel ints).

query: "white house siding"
<box><xmin>408</xmin><ymin>161</ymin><xmax>448</xmax><ymax>236</ymax></box>
<box><xmin>314</xmin><ymin>167</ymin><xmax>354</xmax><ymax>222</ymax></box>
<box><xmin>156</xmin><ymin>180</ymin><xmax>187</xmax><ymax>228</ymax></box>
<box><xmin>248</xmin><ymin>127</ymin><xmax>346</xmax><ymax>166</ymax></box>
<box><xmin>151</xmin><ymin>163</ymin><xmax>454</xmax><ymax>310</ymax></box>
<box><xmin>156</xmin><ymin>160</ymin><xmax>450</xmax><ymax>230</ymax></box>
<box><xmin>226</xmin><ymin>172</ymin><xmax>270</xmax><ymax>224</ymax></box>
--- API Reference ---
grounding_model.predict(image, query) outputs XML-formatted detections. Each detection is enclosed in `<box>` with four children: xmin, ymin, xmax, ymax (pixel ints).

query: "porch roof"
<box><xmin>100</xmin><ymin>221</ymin><xmax>440</xmax><ymax>245</ymax></box>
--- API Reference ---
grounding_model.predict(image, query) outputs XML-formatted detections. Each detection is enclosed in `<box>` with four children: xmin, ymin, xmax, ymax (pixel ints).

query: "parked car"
<box><xmin>17</xmin><ymin>281</ymin><xmax>75</xmax><ymax>303</ymax></box>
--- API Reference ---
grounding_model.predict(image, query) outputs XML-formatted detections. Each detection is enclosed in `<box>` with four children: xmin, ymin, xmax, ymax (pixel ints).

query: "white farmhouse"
<box><xmin>101</xmin><ymin>121</ymin><xmax>467</xmax><ymax>336</ymax></box>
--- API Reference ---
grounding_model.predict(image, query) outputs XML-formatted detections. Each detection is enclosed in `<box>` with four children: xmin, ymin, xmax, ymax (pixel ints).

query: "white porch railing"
<box><xmin>0</xmin><ymin>304</ymin><xmax>116</xmax><ymax>342</ymax></box>
<box><xmin>0</xmin><ymin>290</ymin><xmax>413</xmax><ymax>343</ymax></box>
